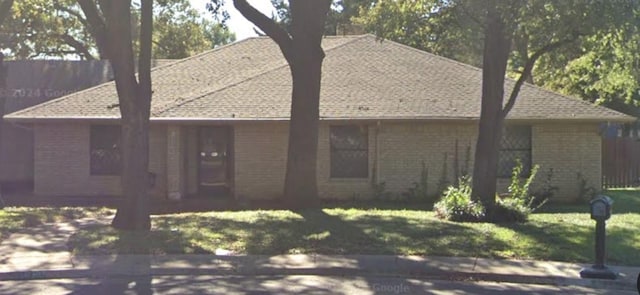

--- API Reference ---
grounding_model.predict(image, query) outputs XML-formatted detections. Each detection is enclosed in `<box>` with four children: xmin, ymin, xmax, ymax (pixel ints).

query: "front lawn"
<box><xmin>64</xmin><ymin>189</ymin><xmax>640</xmax><ymax>266</ymax></box>
<box><xmin>0</xmin><ymin>207</ymin><xmax>110</xmax><ymax>242</ymax></box>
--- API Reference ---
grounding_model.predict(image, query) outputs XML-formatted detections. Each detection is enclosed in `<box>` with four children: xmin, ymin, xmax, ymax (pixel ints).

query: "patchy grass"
<box><xmin>0</xmin><ymin>207</ymin><xmax>112</xmax><ymax>242</ymax></box>
<box><xmin>3</xmin><ymin>190</ymin><xmax>637</xmax><ymax>265</ymax></box>
<box><xmin>66</xmin><ymin>189</ymin><xmax>640</xmax><ymax>266</ymax></box>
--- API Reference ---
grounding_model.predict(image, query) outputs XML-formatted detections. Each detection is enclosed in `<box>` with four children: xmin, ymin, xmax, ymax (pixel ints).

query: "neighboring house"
<box><xmin>4</xmin><ymin>35</ymin><xmax>634</xmax><ymax>202</ymax></box>
<box><xmin>1</xmin><ymin>60</ymin><xmax>113</xmax><ymax>190</ymax></box>
<box><xmin>0</xmin><ymin>59</ymin><xmax>172</xmax><ymax>191</ymax></box>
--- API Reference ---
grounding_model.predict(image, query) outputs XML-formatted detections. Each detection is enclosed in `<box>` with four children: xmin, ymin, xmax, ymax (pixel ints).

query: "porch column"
<box><xmin>166</xmin><ymin>125</ymin><xmax>185</xmax><ymax>200</ymax></box>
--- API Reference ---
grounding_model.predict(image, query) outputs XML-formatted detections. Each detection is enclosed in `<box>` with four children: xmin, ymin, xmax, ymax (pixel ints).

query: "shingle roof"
<box><xmin>5</xmin><ymin>35</ymin><xmax>634</xmax><ymax>123</ymax></box>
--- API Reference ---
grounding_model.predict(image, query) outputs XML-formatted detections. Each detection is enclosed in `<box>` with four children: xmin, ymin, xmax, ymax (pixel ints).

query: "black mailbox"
<box><xmin>590</xmin><ymin>195</ymin><xmax>613</xmax><ymax>221</ymax></box>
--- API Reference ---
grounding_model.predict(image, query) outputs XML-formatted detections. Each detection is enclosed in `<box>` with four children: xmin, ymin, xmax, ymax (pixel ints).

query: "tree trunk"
<box><xmin>233</xmin><ymin>0</ymin><xmax>330</xmax><ymax>208</ymax></box>
<box><xmin>0</xmin><ymin>53</ymin><xmax>6</xmax><ymax>180</ymax></box>
<box><xmin>470</xmin><ymin>2</ymin><xmax>511</xmax><ymax>214</ymax></box>
<box><xmin>106</xmin><ymin>0</ymin><xmax>153</xmax><ymax>231</ymax></box>
<box><xmin>282</xmin><ymin>39</ymin><xmax>323</xmax><ymax>208</ymax></box>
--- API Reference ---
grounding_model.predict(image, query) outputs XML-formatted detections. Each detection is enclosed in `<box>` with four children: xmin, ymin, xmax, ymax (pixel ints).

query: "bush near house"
<box><xmin>434</xmin><ymin>160</ymin><xmax>545</xmax><ymax>223</ymax></box>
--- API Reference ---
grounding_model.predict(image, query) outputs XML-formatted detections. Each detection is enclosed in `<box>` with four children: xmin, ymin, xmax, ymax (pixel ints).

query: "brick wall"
<box><xmin>233</xmin><ymin>122</ymin><xmax>377</xmax><ymax>200</ymax></box>
<box><xmin>33</xmin><ymin>123</ymin><xmax>167</xmax><ymax>197</ymax></box>
<box><xmin>233</xmin><ymin>122</ymin><xmax>288</xmax><ymax>200</ymax></box>
<box><xmin>531</xmin><ymin>123</ymin><xmax>601</xmax><ymax>202</ymax></box>
<box><xmin>32</xmin><ymin>121</ymin><xmax>602</xmax><ymax>202</ymax></box>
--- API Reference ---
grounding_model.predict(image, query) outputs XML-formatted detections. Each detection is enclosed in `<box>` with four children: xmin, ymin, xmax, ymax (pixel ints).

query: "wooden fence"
<box><xmin>602</xmin><ymin>137</ymin><xmax>640</xmax><ymax>188</ymax></box>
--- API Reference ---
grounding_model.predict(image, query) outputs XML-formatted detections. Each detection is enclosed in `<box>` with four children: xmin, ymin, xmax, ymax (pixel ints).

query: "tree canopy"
<box><xmin>0</xmin><ymin>0</ymin><xmax>234</xmax><ymax>60</ymax></box>
<box><xmin>355</xmin><ymin>0</ymin><xmax>640</xmax><ymax>115</ymax></box>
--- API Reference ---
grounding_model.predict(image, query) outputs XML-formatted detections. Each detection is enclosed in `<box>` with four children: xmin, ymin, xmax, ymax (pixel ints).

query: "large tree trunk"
<box><xmin>283</xmin><ymin>45</ymin><xmax>323</xmax><ymax>208</ymax></box>
<box><xmin>233</xmin><ymin>0</ymin><xmax>330</xmax><ymax>208</ymax></box>
<box><xmin>282</xmin><ymin>2</ymin><xmax>329</xmax><ymax>208</ymax></box>
<box><xmin>106</xmin><ymin>0</ymin><xmax>153</xmax><ymax>231</ymax></box>
<box><xmin>470</xmin><ymin>2</ymin><xmax>511</xmax><ymax>214</ymax></box>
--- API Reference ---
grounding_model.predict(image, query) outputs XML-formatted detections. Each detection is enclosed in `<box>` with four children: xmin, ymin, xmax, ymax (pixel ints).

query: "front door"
<box><xmin>198</xmin><ymin>126</ymin><xmax>231</xmax><ymax>196</ymax></box>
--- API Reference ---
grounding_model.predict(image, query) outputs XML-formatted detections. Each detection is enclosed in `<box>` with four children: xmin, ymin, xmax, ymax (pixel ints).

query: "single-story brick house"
<box><xmin>4</xmin><ymin>35</ymin><xmax>634</xmax><ymax>202</ymax></box>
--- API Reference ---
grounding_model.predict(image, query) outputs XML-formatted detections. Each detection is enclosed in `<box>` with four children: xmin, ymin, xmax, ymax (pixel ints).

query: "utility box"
<box><xmin>590</xmin><ymin>195</ymin><xmax>613</xmax><ymax>221</ymax></box>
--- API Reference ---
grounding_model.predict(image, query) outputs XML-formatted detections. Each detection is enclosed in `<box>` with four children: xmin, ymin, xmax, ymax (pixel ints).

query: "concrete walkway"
<box><xmin>0</xmin><ymin>218</ymin><xmax>638</xmax><ymax>293</ymax></box>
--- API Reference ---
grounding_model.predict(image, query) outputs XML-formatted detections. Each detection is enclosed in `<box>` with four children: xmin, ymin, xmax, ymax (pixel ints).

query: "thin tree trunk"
<box><xmin>470</xmin><ymin>2</ymin><xmax>511</xmax><ymax>214</ymax></box>
<box><xmin>0</xmin><ymin>53</ymin><xmax>6</xmax><ymax>177</ymax></box>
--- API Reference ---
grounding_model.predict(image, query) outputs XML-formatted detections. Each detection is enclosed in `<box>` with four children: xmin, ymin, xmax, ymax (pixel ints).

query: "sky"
<box><xmin>189</xmin><ymin>0</ymin><xmax>276</xmax><ymax>40</ymax></box>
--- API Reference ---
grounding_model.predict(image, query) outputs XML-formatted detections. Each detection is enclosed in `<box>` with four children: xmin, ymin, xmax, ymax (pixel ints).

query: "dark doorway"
<box><xmin>198</xmin><ymin>126</ymin><xmax>232</xmax><ymax>197</ymax></box>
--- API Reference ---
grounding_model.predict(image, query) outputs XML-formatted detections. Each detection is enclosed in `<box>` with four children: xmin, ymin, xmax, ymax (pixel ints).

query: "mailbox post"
<box><xmin>580</xmin><ymin>195</ymin><xmax>617</xmax><ymax>280</ymax></box>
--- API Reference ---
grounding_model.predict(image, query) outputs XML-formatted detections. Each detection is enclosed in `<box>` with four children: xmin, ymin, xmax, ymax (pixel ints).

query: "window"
<box><xmin>498</xmin><ymin>125</ymin><xmax>532</xmax><ymax>178</ymax></box>
<box><xmin>90</xmin><ymin>125</ymin><xmax>121</xmax><ymax>175</ymax></box>
<box><xmin>330</xmin><ymin>125</ymin><xmax>368</xmax><ymax>178</ymax></box>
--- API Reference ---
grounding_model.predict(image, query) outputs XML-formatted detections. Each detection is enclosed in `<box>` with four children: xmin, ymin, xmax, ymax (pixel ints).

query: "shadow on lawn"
<box><xmin>148</xmin><ymin>209</ymin><xmax>513</xmax><ymax>257</ymax></box>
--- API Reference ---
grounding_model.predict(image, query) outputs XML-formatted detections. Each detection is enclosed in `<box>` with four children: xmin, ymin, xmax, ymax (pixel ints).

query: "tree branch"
<box><xmin>59</xmin><ymin>33</ymin><xmax>96</xmax><ymax>60</ymax></box>
<box><xmin>233</xmin><ymin>0</ymin><xmax>293</xmax><ymax>62</ymax></box>
<box><xmin>501</xmin><ymin>35</ymin><xmax>579</xmax><ymax>117</ymax></box>
<box><xmin>138</xmin><ymin>0</ymin><xmax>152</xmax><ymax>93</ymax></box>
<box><xmin>77</xmin><ymin>0</ymin><xmax>109</xmax><ymax>59</ymax></box>
<box><xmin>0</xmin><ymin>0</ymin><xmax>14</xmax><ymax>25</ymax></box>
<box><xmin>54</xmin><ymin>2</ymin><xmax>89</xmax><ymax>28</ymax></box>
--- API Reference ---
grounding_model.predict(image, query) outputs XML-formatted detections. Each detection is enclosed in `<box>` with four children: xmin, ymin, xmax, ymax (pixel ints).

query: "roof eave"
<box><xmin>5</xmin><ymin>115</ymin><xmax>635</xmax><ymax>124</ymax></box>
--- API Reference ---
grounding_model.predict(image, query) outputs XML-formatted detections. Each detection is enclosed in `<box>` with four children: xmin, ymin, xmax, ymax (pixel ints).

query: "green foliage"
<box><xmin>538</xmin><ymin>30</ymin><xmax>640</xmax><ymax>116</ymax></box>
<box><xmin>152</xmin><ymin>0</ymin><xmax>235</xmax><ymax>59</ymax></box>
<box><xmin>507</xmin><ymin>159</ymin><xmax>539</xmax><ymax>203</ymax></box>
<box><xmin>577</xmin><ymin>172</ymin><xmax>598</xmax><ymax>202</ymax></box>
<box><xmin>270</xmin><ymin>0</ymin><xmax>372</xmax><ymax>35</ymax></box>
<box><xmin>0</xmin><ymin>0</ymin><xmax>233</xmax><ymax>59</ymax></box>
<box><xmin>433</xmin><ymin>177</ymin><xmax>485</xmax><ymax>222</ymax></box>
<box><xmin>492</xmin><ymin>160</ymin><xmax>544</xmax><ymax>223</ymax></box>
<box><xmin>371</xmin><ymin>181</ymin><xmax>391</xmax><ymax>200</ymax></box>
<box><xmin>354</xmin><ymin>0</ymin><xmax>483</xmax><ymax>67</ymax></box>
<box><xmin>403</xmin><ymin>161</ymin><xmax>430</xmax><ymax>201</ymax></box>
<box><xmin>531</xmin><ymin>168</ymin><xmax>559</xmax><ymax>206</ymax></box>
<box><xmin>354</xmin><ymin>0</ymin><xmax>640</xmax><ymax>115</ymax></box>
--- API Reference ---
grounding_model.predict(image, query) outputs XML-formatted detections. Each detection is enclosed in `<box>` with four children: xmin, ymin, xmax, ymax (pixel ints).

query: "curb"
<box><xmin>0</xmin><ymin>266</ymin><xmax>636</xmax><ymax>291</ymax></box>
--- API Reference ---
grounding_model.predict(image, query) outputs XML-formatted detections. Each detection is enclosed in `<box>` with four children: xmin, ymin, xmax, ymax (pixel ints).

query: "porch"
<box><xmin>165</xmin><ymin>125</ymin><xmax>234</xmax><ymax>201</ymax></box>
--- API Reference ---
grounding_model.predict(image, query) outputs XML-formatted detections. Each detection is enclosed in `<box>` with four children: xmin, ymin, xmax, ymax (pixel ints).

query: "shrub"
<box><xmin>577</xmin><ymin>172</ymin><xmax>598</xmax><ymax>202</ymax></box>
<box><xmin>434</xmin><ymin>177</ymin><xmax>485</xmax><ymax>222</ymax></box>
<box><xmin>371</xmin><ymin>181</ymin><xmax>392</xmax><ymax>200</ymax></box>
<box><xmin>492</xmin><ymin>160</ymin><xmax>544</xmax><ymax>223</ymax></box>
<box><xmin>530</xmin><ymin>168</ymin><xmax>558</xmax><ymax>207</ymax></box>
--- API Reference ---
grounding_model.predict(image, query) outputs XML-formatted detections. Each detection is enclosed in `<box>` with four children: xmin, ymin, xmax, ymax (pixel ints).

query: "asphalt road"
<box><xmin>0</xmin><ymin>275</ymin><xmax>635</xmax><ymax>295</ymax></box>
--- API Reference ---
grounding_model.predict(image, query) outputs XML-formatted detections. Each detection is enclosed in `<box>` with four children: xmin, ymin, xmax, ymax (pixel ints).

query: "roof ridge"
<box><xmin>154</xmin><ymin>35</ymin><xmax>368</xmax><ymax>116</ymax></box>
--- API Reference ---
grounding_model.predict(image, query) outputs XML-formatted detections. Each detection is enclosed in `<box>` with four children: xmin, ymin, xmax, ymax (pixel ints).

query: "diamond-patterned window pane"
<box><xmin>330</xmin><ymin>126</ymin><xmax>368</xmax><ymax>178</ymax></box>
<box><xmin>90</xmin><ymin>125</ymin><xmax>122</xmax><ymax>175</ymax></box>
<box><xmin>498</xmin><ymin>125</ymin><xmax>531</xmax><ymax>178</ymax></box>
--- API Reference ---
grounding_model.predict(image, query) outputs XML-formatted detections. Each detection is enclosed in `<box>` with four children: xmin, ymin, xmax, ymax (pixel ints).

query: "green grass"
<box><xmin>4</xmin><ymin>190</ymin><xmax>639</xmax><ymax>266</ymax></box>
<box><xmin>0</xmin><ymin>207</ymin><xmax>112</xmax><ymax>242</ymax></box>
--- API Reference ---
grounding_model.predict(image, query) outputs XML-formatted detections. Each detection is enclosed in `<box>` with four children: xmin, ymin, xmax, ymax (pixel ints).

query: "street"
<box><xmin>0</xmin><ymin>275</ymin><xmax>634</xmax><ymax>295</ymax></box>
